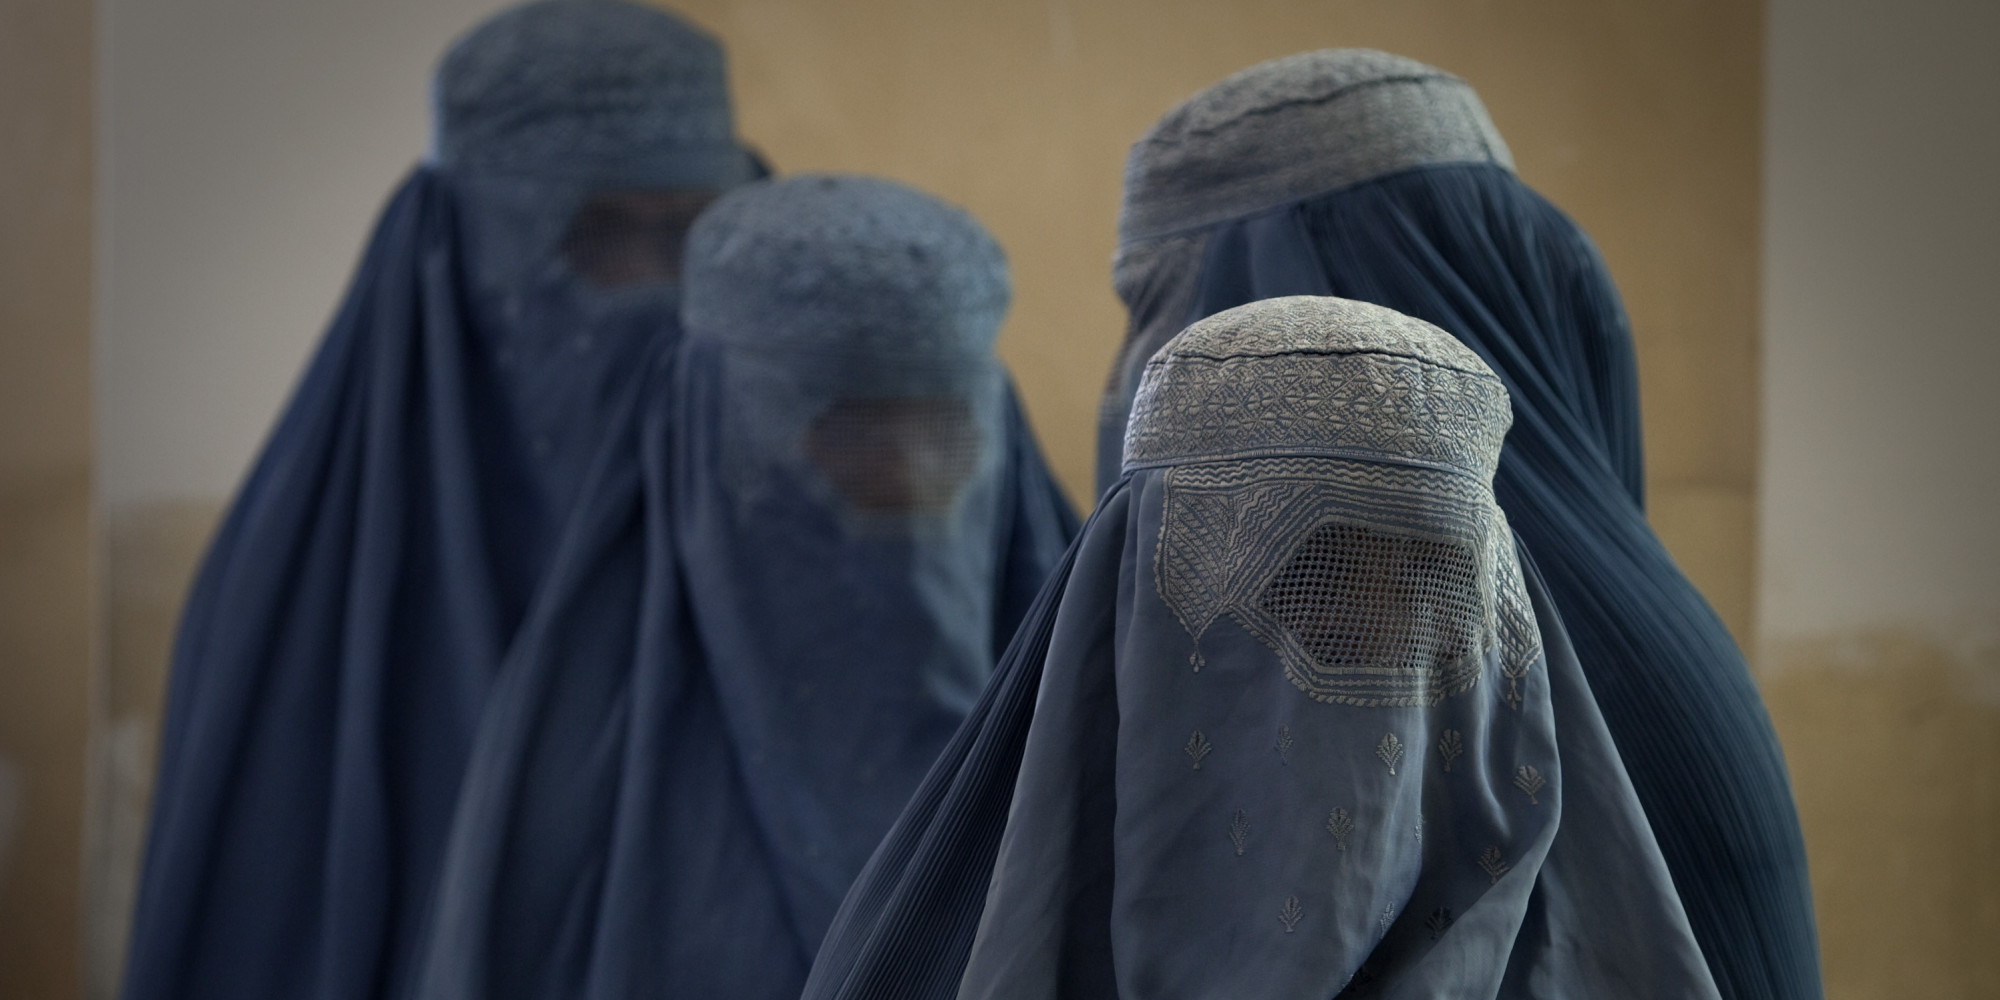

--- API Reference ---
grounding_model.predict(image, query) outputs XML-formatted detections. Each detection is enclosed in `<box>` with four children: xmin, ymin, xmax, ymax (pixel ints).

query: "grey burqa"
<box><xmin>802</xmin><ymin>295</ymin><xmax>1720</xmax><ymax>999</ymax></box>
<box><xmin>410</xmin><ymin>173</ymin><xmax>1076</xmax><ymax>999</ymax></box>
<box><xmin>1097</xmin><ymin>50</ymin><xmax>1821</xmax><ymax>1000</ymax></box>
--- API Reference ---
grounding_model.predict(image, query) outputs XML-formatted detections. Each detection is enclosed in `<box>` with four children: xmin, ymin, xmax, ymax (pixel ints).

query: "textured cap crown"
<box><xmin>433</xmin><ymin>0</ymin><xmax>750</xmax><ymax>186</ymax></box>
<box><xmin>682</xmin><ymin>174</ymin><xmax>1010</xmax><ymax>359</ymax></box>
<box><xmin>1119</xmin><ymin>49</ymin><xmax>1512</xmax><ymax>243</ymax></box>
<box><xmin>1125</xmin><ymin>296</ymin><xmax>1511</xmax><ymax>478</ymax></box>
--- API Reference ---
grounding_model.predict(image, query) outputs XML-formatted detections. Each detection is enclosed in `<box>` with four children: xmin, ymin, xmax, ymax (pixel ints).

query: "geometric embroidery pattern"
<box><xmin>1157</xmin><ymin>456</ymin><xmax>1537</xmax><ymax>707</ymax></box>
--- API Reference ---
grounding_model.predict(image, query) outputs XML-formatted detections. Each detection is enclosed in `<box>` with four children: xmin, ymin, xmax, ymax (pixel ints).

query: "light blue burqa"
<box><xmin>804</xmin><ymin>296</ymin><xmax>1718</xmax><ymax>999</ymax></box>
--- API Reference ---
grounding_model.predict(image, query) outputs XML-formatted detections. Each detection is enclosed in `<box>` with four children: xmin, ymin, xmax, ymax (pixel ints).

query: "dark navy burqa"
<box><xmin>803</xmin><ymin>296</ymin><xmax>1720</xmax><ymax>1000</ymax></box>
<box><xmin>1093</xmin><ymin>51</ymin><xmax>1820</xmax><ymax>1000</ymax></box>
<box><xmin>409</xmin><ymin>174</ymin><xmax>1076</xmax><ymax>999</ymax></box>
<box><xmin>120</xmin><ymin>3</ymin><xmax>761</xmax><ymax>998</ymax></box>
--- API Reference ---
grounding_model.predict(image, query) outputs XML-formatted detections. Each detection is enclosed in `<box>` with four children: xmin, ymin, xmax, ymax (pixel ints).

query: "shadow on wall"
<box><xmin>1762</xmin><ymin>631</ymin><xmax>2000</xmax><ymax>1000</ymax></box>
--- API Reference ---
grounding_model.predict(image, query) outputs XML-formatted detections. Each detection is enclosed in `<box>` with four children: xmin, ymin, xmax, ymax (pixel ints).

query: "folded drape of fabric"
<box><xmin>805</xmin><ymin>295</ymin><xmax>1718</xmax><ymax>1000</ymax></box>
<box><xmin>409</xmin><ymin>173</ymin><xmax>1077</xmax><ymax>999</ymax></box>
<box><xmin>1093</xmin><ymin>50</ymin><xmax>1820</xmax><ymax>1000</ymax></box>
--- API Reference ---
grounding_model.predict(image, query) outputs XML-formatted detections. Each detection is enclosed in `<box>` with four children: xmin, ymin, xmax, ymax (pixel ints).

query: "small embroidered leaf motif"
<box><xmin>1275</xmin><ymin>725</ymin><xmax>1295</xmax><ymax>764</ymax></box>
<box><xmin>1379</xmin><ymin>903</ymin><xmax>1397</xmax><ymax>930</ymax></box>
<box><xmin>1413</xmin><ymin>818</ymin><xmax>1423</xmax><ymax>843</ymax></box>
<box><xmin>1478</xmin><ymin>845</ymin><xmax>1510</xmax><ymax>885</ymax></box>
<box><xmin>1189</xmin><ymin>647</ymin><xmax>1205</xmax><ymax>673</ymax></box>
<box><xmin>1228</xmin><ymin>810</ymin><xmax>1250</xmax><ymax>856</ymax></box>
<box><xmin>1326</xmin><ymin>808</ymin><xmax>1354</xmax><ymax>851</ymax></box>
<box><xmin>1513</xmin><ymin>765</ymin><xmax>1546</xmax><ymax>805</ymax></box>
<box><xmin>1185</xmin><ymin>731</ymin><xmax>1213</xmax><ymax>769</ymax></box>
<box><xmin>1376</xmin><ymin>732</ymin><xmax>1404</xmax><ymax>775</ymax></box>
<box><xmin>1278</xmin><ymin>896</ymin><xmax>1304</xmax><ymax>933</ymax></box>
<box><xmin>1500</xmin><ymin>658</ymin><xmax>1529</xmax><ymax>710</ymax></box>
<box><xmin>1425</xmin><ymin>907</ymin><xmax>1455</xmax><ymax>940</ymax></box>
<box><xmin>1437</xmin><ymin>729</ymin><xmax>1464</xmax><ymax>772</ymax></box>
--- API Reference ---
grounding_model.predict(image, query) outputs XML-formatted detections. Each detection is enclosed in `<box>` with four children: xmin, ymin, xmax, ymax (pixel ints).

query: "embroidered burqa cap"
<box><xmin>433</xmin><ymin>0</ymin><xmax>754</xmax><ymax>187</ymax></box>
<box><xmin>684</xmin><ymin>173</ymin><xmax>1009</xmax><ymax>359</ymax></box>
<box><xmin>118</xmin><ymin>6</ymin><xmax>764</xmax><ymax>1000</ymax></box>
<box><xmin>801</xmin><ymin>295</ymin><xmax>1717</xmax><ymax>999</ymax></box>
<box><xmin>1117</xmin><ymin>49</ymin><xmax>1511</xmax><ymax>243</ymax></box>
<box><xmin>1094</xmin><ymin>48</ymin><xmax>1821</xmax><ymax>1000</ymax></box>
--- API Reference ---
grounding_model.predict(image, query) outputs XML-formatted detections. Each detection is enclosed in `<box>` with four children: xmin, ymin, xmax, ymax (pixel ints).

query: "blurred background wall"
<box><xmin>1757</xmin><ymin>0</ymin><xmax>2000</xmax><ymax>992</ymax></box>
<box><xmin>0</xmin><ymin>0</ymin><xmax>94</xmax><ymax>997</ymax></box>
<box><xmin>0</xmin><ymin>0</ymin><xmax>1977</xmax><ymax>996</ymax></box>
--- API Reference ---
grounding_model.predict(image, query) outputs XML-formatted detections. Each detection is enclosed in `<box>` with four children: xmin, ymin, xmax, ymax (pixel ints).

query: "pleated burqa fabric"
<box><xmin>120</xmin><ymin>4</ymin><xmax>759</xmax><ymax>999</ymax></box>
<box><xmin>409</xmin><ymin>174</ymin><xmax>1077</xmax><ymax>999</ymax></box>
<box><xmin>1094</xmin><ymin>50</ymin><xmax>1820</xmax><ymax>1000</ymax></box>
<box><xmin>803</xmin><ymin>295</ymin><xmax>1719</xmax><ymax>1000</ymax></box>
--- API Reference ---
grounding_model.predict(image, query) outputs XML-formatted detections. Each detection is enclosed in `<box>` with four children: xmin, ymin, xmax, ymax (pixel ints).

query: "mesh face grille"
<box><xmin>1258</xmin><ymin>520</ymin><xmax>1483</xmax><ymax>676</ymax></box>
<box><xmin>803</xmin><ymin>396</ymin><xmax>983</xmax><ymax>515</ymax></box>
<box><xmin>559</xmin><ymin>189</ymin><xmax>718</xmax><ymax>289</ymax></box>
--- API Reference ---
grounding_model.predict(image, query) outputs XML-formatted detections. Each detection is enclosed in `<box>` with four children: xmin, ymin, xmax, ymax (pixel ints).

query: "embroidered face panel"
<box><xmin>1153</xmin><ymin>455</ymin><xmax>1537</xmax><ymax>708</ymax></box>
<box><xmin>1129</xmin><ymin>296</ymin><xmax>1537</xmax><ymax>707</ymax></box>
<box><xmin>558</xmin><ymin>189</ymin><xmax>721</xmax><ymax>289</ymax></box>
<box><xmin>1260</xmin><ymin>518</ymin><xmax>1482</xmax><ymax>684</ymax></box>
<box><xmin>801</xmin><ymin>394</ymin><xmax>985</xmax><ymax>517</ymax></box>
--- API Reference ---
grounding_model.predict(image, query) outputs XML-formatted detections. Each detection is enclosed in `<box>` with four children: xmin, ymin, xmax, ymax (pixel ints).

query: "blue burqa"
<box><xmin>120</xmin><ymin>3</ymin><xmax>762</xmax><ymax>998</ymax></box>
<box><xmin>407</xmin><ymin>174</ymin><xmax>1076</xmax><ymax>998</ymax></box>
<box><xmin>803</xmin><ymin>295</ymin><xmax>1719</xmax><ymax>999</ymax></box>
<box><xmin>1094</xmin><ymin>51</ymin><xmax>1820</xmax><ymax>1000</ymax></box>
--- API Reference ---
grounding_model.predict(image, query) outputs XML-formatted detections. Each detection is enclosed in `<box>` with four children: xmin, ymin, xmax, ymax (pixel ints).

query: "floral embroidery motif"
<box><xmin>1279</xmin><ymin>896</ymin><xmax>1304</xmax><ymax>933</ymax></box>
<box><xmin>1185</xmin><ymin>731</ymin><xmax>1213</xmax><ymax>769</ymax></box>
<box><xmin>1379</xmin><ymin>903</ymin><xmax>1398</xmax><ymax>930</ymax></box>
<box><xmin>1513</xmin><ymin>765</ymin><xmax>1546</xmax><ymax>805</ymax></box>
<box><xmin>1326</xmin><ymin>808</ymin><xmax>1355</xmax><ymax>851</ymax></box>
<box><xmin>1437</xmin><ymin>729</ymin><xmax>1464</xmax><ymax>772</ymax></box>
<box><xmin>1275</xmin><ymin>725</ymin><xmax>1295</xmax><ymax>763</ymax></box>
<box><xmin>1500</xmin><ymin>656</ymin><xmax>1530</xmax><ymax>710</ymax></box>
<box><xmin>1376</xmin><ymin>733</ymin><xmax>1405</xmax><ymax>775</ymax></box>
<box><xmin>1425</xmin><ymin>907</ymin><xmax>1455</xmax><ymax>940</ymax></box>
<box><xmin>1478</xmin><ymin>845</ymin><xmax>1510</xmax><ymax>885</ymax></box>
<box><xmin>1229</xmin><ymin>810</ymin><xmax>1251</xmax><ymax>856</ymax></box>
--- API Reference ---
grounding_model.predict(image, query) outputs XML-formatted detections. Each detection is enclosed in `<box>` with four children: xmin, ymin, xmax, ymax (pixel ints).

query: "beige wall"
<box><xmin>1759</xmin><ymin>0</ymin><xmax>2000</xmax><ymax>995</ymax></box>
<box><xmin>0</xmin><ymin>0</ymin><xmax>95</xmax><ymax>996</ymax></box>
<box><xmin>90</xmin><ymin>0</ymin><xmax>1770</xmax><ymax>993</ymax></box>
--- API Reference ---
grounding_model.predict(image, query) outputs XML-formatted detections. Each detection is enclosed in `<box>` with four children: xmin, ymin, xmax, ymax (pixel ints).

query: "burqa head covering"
<box><xmin>802</xmin><ymin>295</ymin><xmax>1719</xmax><ymax>1000</ymax></box>
<box><xmin>405</xmin><ymin>173</ymin><xmax>1078</xmax><ymax>1000</ymax></box>
<box><xmin>120</xmin><ymin>5</ymin><xmax>758</xmax><ymax>1000</ymax></box>
<box><xmin>1094</xmin><ymin>50</ymin><xmax>1819</xmax><ymax>1000</ymax></box>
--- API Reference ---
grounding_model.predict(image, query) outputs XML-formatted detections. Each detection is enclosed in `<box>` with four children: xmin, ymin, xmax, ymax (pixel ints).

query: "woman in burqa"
<box><xmin>122</xmin><ymin>3</ymin><xmax>763</xmax><ymax>998</ymax></box>
<box><xmin>801</xmin><ymin>294</ymin><xmax>1721</xmax><ymax>999</ymax></box>
<box><xmin>1093</xmin><ymin>51</ymin><xmax>1820</xmax><ymax>1000</ymax></box>
<box><xmin>408</xmin><ymin>173</ymin><xmax>1076</xmax><ymax>998</ymax></box>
